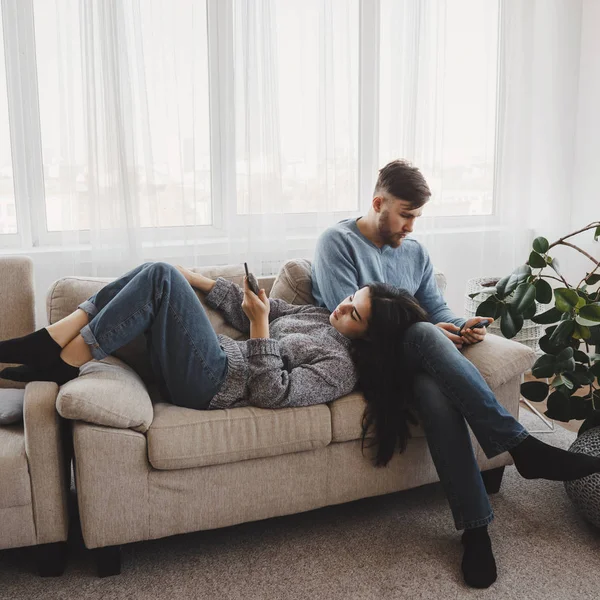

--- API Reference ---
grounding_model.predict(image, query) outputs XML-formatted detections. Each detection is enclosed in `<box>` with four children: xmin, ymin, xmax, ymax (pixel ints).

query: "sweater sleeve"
<box><xmin>414</xmin><ymin>247</ymin><xmax>466</xmax><ymax>329</ymax></box>
<box><xmin>243</xmin><ymin>338</ymin><xmax>357</xmax><ymax>408</ymax></box>
<box><xmin>204</xmin><ymin>277</ymin><xmax>325</xmax><ymax>334</ymax></box>
<box><xmin>311</xmin><ymin>228</ymin><xmax>359</xmax><ymax>311</ymax></box>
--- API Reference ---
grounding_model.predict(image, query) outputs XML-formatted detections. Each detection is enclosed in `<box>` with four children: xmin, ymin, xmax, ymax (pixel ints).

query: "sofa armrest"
<box><xmin>462</xmin><ymin>333</ymin><xmax>536</xmax><ymax>389</ymax></box>
<box><xmin>23</xmin><ymin>381</ymin><xmax>70</xmax><ymax>545</ymax></box>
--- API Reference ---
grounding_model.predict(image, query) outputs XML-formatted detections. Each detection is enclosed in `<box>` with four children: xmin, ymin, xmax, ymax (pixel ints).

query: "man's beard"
<box><xmin>378</xmin><ymin>211</ymin><xmax>404</xmax><ymax>248</ymax></box>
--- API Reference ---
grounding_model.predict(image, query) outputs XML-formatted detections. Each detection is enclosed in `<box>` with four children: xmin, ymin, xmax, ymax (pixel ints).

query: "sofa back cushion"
<box><xmin>270</xmin><ymin>259</ymin><xmax>448</xmax><ymax>306</ymax></box>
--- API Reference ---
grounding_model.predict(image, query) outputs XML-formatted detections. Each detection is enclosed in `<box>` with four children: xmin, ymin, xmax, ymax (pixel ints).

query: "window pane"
<box><xmin>234</xmin><ymin>0</ymin><xmax>359</xmax><ymax>215</ymax></box>
<box><xmin>380</xmin><ymin>0</ymin><xmax>498</xmax><ymax>217</ymax></box>
<box><xmin>0</xmin><ymin>7</ymin><xmax>17</xmax><ymax>235</ymax></box>
<box><xmin>33</xmin><ymin>0</ymin><xmax>211</xmax><ymax>232</ymax></box>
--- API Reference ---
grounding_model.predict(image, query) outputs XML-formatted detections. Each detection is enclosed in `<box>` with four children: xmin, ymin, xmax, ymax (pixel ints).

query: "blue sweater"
<box><xmin>311</xmin><ymin>218</ymin><xmax>466</xmax><ymax>329</ymax></box>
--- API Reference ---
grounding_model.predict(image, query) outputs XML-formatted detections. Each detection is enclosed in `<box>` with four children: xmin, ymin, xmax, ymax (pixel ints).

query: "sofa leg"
<box><xmin>35</xmin><ymin>541</ymin><xmax>68</xmax><ymax>577</ymax></box>
<box><xmin>481</xmin><ymin>466</ymin><xmax>505</xmax><ymax>494</ymax></box>
<box><xmin>95</xmin><ymin>545</ymin><xmax>122</xmax><ymax>577</ymax></box>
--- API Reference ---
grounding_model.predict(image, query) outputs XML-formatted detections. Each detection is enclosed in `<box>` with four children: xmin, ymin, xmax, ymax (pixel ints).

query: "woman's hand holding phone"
<box><xmin>241</xmin><ymin>277</ymin><xmax>270</xmax><ymax>338</ymax></box>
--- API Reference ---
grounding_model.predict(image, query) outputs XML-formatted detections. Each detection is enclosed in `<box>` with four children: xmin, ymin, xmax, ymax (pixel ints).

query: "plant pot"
<box><xmin>564</xmin><ymin>426</ymin><xmax>600</xmax><ymax>529</ymax></box>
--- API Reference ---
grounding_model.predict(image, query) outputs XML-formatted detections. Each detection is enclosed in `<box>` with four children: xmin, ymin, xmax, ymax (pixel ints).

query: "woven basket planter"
<box><xmin>464</xmin><ymin>276</ymin><xmax>547</xmax><ymax>357</ymax></box>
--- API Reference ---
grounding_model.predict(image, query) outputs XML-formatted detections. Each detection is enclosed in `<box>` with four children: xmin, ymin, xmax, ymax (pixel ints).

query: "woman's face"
<box><xmin>329</xmin><ymin>287</ymin><xmax>371</xmax><ymax>339</ymax></box>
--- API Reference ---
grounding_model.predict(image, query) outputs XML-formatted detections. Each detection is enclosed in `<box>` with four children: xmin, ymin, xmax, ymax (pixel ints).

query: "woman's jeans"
<box><xmin>403</xmin><ymin>322</ymin><xmax>530</xmax><ymax>530</ymax></box>
<box><xmin>76</xmin><ymin>262</ymin><xmax>228</xmax><ymax>410</ymax></box>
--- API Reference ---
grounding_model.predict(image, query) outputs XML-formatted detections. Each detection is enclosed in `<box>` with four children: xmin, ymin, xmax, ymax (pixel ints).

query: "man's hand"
<box><xmin>458</xmin><ymin>317</ymin><xmax>494</xmax><ymax>346</ymax></box>
<box><xmin>241</xmin><ymin>277</ymin><xmax>270</xmax><ymax>338</ymax></box>
<box><xmin>436</xmin><ymin>323</ymin><xmax>465</xmax><ymax>349</ymax></box>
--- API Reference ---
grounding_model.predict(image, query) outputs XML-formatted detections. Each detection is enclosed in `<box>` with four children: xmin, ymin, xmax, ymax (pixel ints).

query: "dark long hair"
<box><xmin>350</xmin><ymin>283</ymin><xmax>429</xmax><ymax>467</ymax></box>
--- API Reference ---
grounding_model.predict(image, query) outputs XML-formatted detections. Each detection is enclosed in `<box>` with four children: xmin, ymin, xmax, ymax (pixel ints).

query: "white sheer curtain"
<box><xmin>26</xmin><ymin>0</ymin><xmax>361</xmax><ymax>278</ymax></box>
<box><xmin>2</xmin><ymin>0</ymin><xmax>585</xmax><ymax>299</ymax></box>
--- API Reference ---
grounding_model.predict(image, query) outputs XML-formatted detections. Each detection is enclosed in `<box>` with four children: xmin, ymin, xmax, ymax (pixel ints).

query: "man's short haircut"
<box><xmin>374</xmin><ymin>160</ymin><xmax>431</xmax><ymax>208</ymax></box>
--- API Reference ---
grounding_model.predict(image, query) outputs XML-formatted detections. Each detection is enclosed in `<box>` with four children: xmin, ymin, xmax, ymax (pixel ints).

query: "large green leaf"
<box><xmin>539</xmin><ymin>334</ymin><xmax>568</xmax><ymax>355</ymax></box>
<box><xmin>528</xmin><ymin>251</ymin><xmax>546</xmax><ymax>269</ymax></box>
<box><xmin>520</xmin><ymin>381</ymin><xmax>549</xmax><ymax>402</ymax></box>
<box><xmin>574</xmin><ymin>349</ymin><xmax>591</xmax><ymax>364</ymax></box>
<box><xmin>533</xmin><ymin>278</ymin><xmax>553</xmax><ymax>304</ymax></box>
<box><xmin>579</xmin><ymin>304</ymin><xmax>600</xmax><ymax>323</ymax></box>
<box><xmin>554</xmin><ymin>288</ymin><xmax>580</xmax><ymax>312</ymax></box>
<box><xmin>476</xmin><ymin>299</ymin><xmax>501</xmax><ymax>318</ymax></box>
<box><xmin>532</xmin><ymin>236</ymin><xmax>550</xmax><ymax>253</ymax></box>
<box><xmin>590</xmin><ymin>361</ymin><xmax>600</xmax><ymax>379</ymax></box>
<box><xmin>569</xmin><ymin>396</ymin><xmax>593</xmax><ymax>420</ymax></box>
<box><xmin>532</xmin><ymin>354</ymin><xmax>556</xmax><ymax>378</ymax></box>
<box><xmin>547</xmin><ymin>256</ymin><xmax>562</xmax><ymax>276</ymax></box>
<box><xmin>585</xmin><ymin>273</ymin><xmax>600</xmax><ymax>285</ymax></box>
<box><xmin>494</xmin><ymin>274</ymin><xmax>511</xmax><ymax>299</ymax></box>
<box><xmin>573</xmin><ymin>322</ymin><xmax>591</xmax><ymax>340</ymax></box>
<box><xmin>503</xmin><ymin>265</ymin><xmax>532</xmax><ymax>298</ymax></box>
<box><xmin>548</xmin><ymin>319</ymin><xmax>575</xmax><ymax>346</ymax></box>
<box><xmin>545</xmin><ymin>390</ymin><xmax>571</xmax><ymax>422</ymax></box>
<box><xmin>531</xmin><ymin>307</ymin><xmax>562</xmax><ymax>324</ymax></box>
<box><xmin>523</xmin><ymin>301</ymin><xmax>537</xmax><ymax>320</ymax></box>
<box><xmin>500</xmin><ymin>305</ymin><xmax>523</xmax><ymax>338</ymax></box>
<box><xmin>510</xmin><ymin>282</ymin><xmax>536</xmax><ymax>314</ymax></box>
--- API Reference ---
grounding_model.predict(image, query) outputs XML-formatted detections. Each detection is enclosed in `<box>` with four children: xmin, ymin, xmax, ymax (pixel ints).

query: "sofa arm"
<box><xmin>23</xmin><ymin>381</ymin><xmax>70</xmax><ymax>545</ymax></box>
<box><xmin>56</xmin><ymin>356</ymin><xmax>154</xmax><ymax>433</ymax></box>
<box><xmin>462</xmin><ymin>333</ymin><xmax>536</xmax><ymax>389</ymax></box>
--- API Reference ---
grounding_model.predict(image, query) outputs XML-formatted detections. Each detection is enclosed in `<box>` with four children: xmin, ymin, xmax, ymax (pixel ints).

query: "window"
<box><xmin>33</xmin><ymin>0</ymin><xmax>212</xmax><ymax>232</ymax></box>
<box><xmin>379</xmin><ymin>0</ymin><xmax>498</xmax><ymax>217</ymax></box>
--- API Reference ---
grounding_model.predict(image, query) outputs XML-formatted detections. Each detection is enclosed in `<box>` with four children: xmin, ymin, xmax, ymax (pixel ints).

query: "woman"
<box><xmin>1</xmin><ymin>261</ymin><xmax>599</xmax><ymax>588</ymax></box>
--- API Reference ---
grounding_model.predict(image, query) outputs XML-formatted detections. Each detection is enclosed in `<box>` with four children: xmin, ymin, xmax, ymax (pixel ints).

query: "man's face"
<box><xmin>375</xmin><ymin>196</ymin><xmax>423</xmax><ymax>248</ymax></box>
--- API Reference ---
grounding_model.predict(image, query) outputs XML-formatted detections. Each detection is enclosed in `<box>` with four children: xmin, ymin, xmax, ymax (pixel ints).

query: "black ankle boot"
<box><xmin>0</xmin><ymin>328</ymin><xmax>63</xmax><ymax>369</ymax></box>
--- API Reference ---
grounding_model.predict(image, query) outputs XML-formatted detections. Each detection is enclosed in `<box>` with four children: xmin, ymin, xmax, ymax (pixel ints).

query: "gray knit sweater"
<box><xmin>204</xmin><ymin>278</ymin><xmax>357</xmax><ymax>410</ymax></box>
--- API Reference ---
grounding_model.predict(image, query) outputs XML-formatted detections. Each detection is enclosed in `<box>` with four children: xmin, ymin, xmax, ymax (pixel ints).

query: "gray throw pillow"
<box><xmin>0</xmin><ymin>388</ymin><xmax>26</xmax><ymax>425</ymax></box>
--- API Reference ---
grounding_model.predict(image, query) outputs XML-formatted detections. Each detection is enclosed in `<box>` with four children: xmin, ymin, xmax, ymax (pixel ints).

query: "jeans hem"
<box><xmin>78</xmin><ymin>300</ymin><xmax>98</xmax><ymax>319</ymax></box>
<box><xmin>80</xmin><ymin>323</ymin><xmax>109</xmax><ymax>361</ymax></box>
<box><xmin>491</xmin><ymin>429</ymin><xmax>530</xmax><ymax>457</ymax></box>
<box><xmin>458</xmin><ymin>511</ymin><xmax>495</xmax><ymax>530</ymax></box>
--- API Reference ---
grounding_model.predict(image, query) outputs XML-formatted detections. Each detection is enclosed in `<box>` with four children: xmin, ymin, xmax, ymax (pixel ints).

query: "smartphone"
<box><xmin>460</xmin><ymin>319</ymin><xmax>491</xmax><ymax>334</ymax></box>
<box><xmin>244</xmin><ymin>262</ymin><xmax>260</xmax><ymax>295</ymax></box>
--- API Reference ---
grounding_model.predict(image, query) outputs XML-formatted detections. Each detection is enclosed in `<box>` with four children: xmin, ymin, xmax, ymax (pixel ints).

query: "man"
<box><xmin>311</xmin><ymin>159</ymin><xmax>500</xmax><ymax>587</ymax></box>
<box><xmin>311</xmin><ymin>159</ymin><xmax>491</xmax><ymax>348</ymax></box>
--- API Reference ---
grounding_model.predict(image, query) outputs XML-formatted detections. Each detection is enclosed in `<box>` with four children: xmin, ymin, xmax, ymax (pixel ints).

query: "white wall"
<box><xmin>568</xmin><ymin>0</ymin><xmax>600</xmax><ymax>286</ymax></box>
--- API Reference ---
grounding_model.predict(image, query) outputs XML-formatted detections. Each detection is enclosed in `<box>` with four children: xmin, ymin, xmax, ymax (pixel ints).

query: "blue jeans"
<box><xmin>402</xmin><ymin>322</ymin><xmax>530</xmax><ymax>530</ymax></box>
<box><xmin>76</xmin><ymin>262</ymin><xmax>228</xmax><ymax>410</ymax></box>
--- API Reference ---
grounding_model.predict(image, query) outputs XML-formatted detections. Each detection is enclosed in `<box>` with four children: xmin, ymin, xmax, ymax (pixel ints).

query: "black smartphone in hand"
<box><xmin>244</xmin><ymin>262</ymin><xmax>260</xmax><ymax>295</ymax></box>
<box><xmin>459</xmin><ymin>320</ymin><xmax>491</xmax><ymax>335</ymax></box>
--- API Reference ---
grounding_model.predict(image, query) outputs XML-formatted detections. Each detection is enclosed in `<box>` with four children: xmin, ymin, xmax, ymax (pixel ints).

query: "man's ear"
<box><xmin>372</xmin><ymin>196</ymin><xmax>383</xmax><ymax>213</ymax></box>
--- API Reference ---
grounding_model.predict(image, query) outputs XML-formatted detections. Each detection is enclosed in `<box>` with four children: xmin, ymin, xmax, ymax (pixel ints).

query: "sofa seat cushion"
<box><xmin>147</xmin><ymin>403</ymin><xmax>332</xmax><ymax>470</ymax></box>
<box><xmin>329</xmin><ymin>334</ymin><xmax>536</xmax><ymax>443</ymax></box>
<box><xmin>329</xmin><ymin>392</ymin><xmax>428</xmax><ymax>443</ymax></box>
<box><xmin>0</xmin><ymin>425</ymin><xmax>32</xmax><ymax>509</ymax></box>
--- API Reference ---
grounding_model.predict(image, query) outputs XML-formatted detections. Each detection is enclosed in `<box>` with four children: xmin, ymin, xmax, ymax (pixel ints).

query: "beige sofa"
<box><xmin>0</xmin><ymin>256</ymin><xmax>70</xmax><ymax>576</ymax></box>
<box><xmin>47</xmin><ymin>260</ymin><xmax>536</xmax><ymax>577</ymax></box>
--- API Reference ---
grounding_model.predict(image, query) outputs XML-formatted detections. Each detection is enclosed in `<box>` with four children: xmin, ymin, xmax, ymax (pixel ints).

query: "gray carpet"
<box><xmin>2</xmin><ymin>408</ymin><xmax>600</xmax><ymax>599</ymax></box>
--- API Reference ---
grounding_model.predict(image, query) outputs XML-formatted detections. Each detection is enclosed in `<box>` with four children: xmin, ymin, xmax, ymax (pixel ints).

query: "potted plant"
<box><xmin>468</xmin><ymin>222</ymin><xmax>600</xmax><ymax>436</ymax></box>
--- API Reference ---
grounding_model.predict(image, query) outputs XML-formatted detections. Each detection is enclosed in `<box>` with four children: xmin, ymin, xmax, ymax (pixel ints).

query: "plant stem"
<box><xmin>559</xmin><ymin>241</ymin><xmax>600</xmax><ymax>266</ymax></box>
<box><xmin>547</xmin><ymin>222</ymin><xmax>600</xmax><ymax>250</ymax></box>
